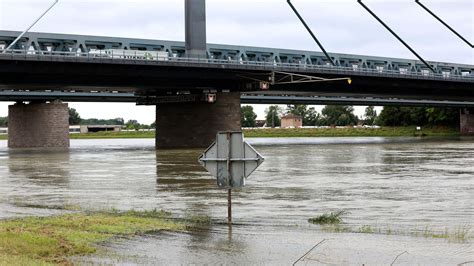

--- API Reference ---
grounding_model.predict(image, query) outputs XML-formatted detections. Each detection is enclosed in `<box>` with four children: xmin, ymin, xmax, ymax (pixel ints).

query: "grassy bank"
<box><xmin>0</xmin><ymin>209</ymin><xmax>194</xmax><ymax>264</ymax></box>
<box><xmin>0</xmin><ymin>126</ymin><xmax>459</xmax><ymax>141</ymax></box>
<box><xmin>0</xmin><ymin>131</ymin><xmax>155</xmax><ymax>140</ymax></box>
<box><xmin>244</xmin><ymin>126</ymin><xmax>459</xmax><ymax>138</ymax></box>
<box><xmin>69</xmin><ymin>131</ymin><xmax>155</xmax><ymax>139</ymax></box>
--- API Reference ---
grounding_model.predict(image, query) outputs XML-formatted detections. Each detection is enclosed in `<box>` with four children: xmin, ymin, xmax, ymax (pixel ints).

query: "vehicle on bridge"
<box><xmin>88</xmin><ymin>49</ymin><xmax>169</xmax><ymax>61</ymax></box>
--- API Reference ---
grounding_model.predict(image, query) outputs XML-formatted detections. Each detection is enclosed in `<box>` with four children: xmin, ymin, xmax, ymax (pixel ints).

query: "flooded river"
<box><xmin>0</xmin><ymin>137</ymin><xmax>472</xmax><ymax>264</ymax></box>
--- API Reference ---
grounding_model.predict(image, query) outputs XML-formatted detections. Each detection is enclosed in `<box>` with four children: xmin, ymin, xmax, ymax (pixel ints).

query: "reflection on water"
<box><xmin>0</xmin><ymin>137</ymin><xmax>473</xmax><ymax>263</ymax></box>
<box><xmin>8</xmin><ymin>149</ymin><xmax>71</xmax><ymax>185</ymax></box>
<box><xmin>156</xmin><ymin>149</ymin><xmax>210</xmax><ymax>183</ymax></box>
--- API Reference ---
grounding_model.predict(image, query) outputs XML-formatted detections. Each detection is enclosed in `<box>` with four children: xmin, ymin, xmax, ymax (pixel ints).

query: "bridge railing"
<box><xmin>1</xmin><ymin>48</ymin><xmax>473</xmax><ymax>82</ymax></box>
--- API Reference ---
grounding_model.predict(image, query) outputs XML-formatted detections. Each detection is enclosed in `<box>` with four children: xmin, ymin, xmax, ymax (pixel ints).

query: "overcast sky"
<box><xmin>0</xmin><ymin>0</ymin><xmax>472</xmax><ymax>123</ymax></box>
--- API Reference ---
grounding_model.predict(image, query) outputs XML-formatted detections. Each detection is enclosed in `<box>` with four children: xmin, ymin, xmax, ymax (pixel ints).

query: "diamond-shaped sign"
<box><xmin>198</xmin><ymin>131</ymin><xmax>264</xmax><ymax>188</ymax></box>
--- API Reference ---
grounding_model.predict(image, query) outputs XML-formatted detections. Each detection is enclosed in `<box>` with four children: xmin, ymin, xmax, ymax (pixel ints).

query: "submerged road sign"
<box><xmin>199</xmin><ymin>131</ymin><xmax>264</xmax><ymax>188</ymax></box>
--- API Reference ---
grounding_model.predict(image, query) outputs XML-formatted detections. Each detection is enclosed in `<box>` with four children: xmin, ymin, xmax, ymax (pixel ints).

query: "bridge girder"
<box><xmin>0</xmin><ymin>30</ymin><xmax>472</xmax><ymax>77</ymax></box>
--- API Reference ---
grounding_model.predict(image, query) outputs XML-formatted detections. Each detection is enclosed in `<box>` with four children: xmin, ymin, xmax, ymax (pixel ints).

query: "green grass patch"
<box><xmin>308</xmin><ymin>210</ymin><xmax>348</xmax><ymax>225</ymax></box>
<box><xmin>0</xmin><ymin>254</ymin><xmax>54</xmax><ymax>266</ymax></box>
<box><xmin>0</xmin><ymin>209</ymin><xmax>186</xmax><ymax>264</ymax></box>
<box><xmin>69</xmin><ymin>131</ymin><xmax>155</xmax><ymax>139</ymax></box>
<box><xmin>184</xmin><ymin>214</ymin><xmax>212</xmax><ymax>226</ymax></box>
<box><xmin>0</xmin><ymin>126</ymin><xmax>459</xmax><ymax>141</ymax></box>
<box><xmin>244</xmin><ymin>126</ymin><xmax>459</xmax><ymax>138</ymax></box>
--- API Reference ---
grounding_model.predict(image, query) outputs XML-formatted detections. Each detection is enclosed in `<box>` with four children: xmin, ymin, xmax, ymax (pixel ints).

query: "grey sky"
<box><xmin>0</xmin><ymin>0</ymin><xmax>473</xmax><ymax>123</ymax></box>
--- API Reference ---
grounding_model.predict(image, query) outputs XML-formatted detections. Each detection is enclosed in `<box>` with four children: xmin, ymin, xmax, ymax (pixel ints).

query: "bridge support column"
<box><xmin>8</xmin><ymin>101</ymin><xmax>70</xmax><ymax>148</ymax></box>
<box><xmin>156</xmin><ymin>92</ymin><xmax>241</xmax><ymax>149</ymax></box>
<box><xmin>460</xmin><ymin>108</ymin><xmax>474</xmax><ymax>136</ymax></box>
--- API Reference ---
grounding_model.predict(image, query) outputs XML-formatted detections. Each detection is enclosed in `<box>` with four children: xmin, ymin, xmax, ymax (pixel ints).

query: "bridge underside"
<box><xmin>1</xmin><ymin>91</ymin><xmax>474</xmax><ymax>107</ymax></box>
<box><xmin>0</xmin><ymin>60</ymin><xmax>473</xmax><ymax>102</ymax></box>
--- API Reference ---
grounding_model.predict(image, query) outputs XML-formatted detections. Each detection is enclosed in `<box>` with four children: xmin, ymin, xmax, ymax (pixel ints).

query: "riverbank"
<box><xmin>243</xmin><ymin>126</ymin><xmax>459</xmax><ymax>138</ymax></box>
<box><xmin>0</xmin><ymin>209</ymin><xmax>205</xmax><ymax>265</ymax></box>
<box><xmin>0</xmin><ymin>126</ymin><xmax>459</xmax><ymax>140</ymax></box>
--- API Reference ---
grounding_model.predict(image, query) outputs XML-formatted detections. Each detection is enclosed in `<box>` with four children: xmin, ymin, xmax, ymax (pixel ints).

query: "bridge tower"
<box><xmin>155</xmin><ymin>0</ymin><xmax>241</xmax><ymax>148</ymax></box>
<box><xmin>185</xmin><ymin>0</ymin><xmax>207</xmax><ymax>58</ymax></box>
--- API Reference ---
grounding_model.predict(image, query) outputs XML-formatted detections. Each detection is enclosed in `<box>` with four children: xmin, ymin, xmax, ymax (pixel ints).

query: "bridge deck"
<box><xmin>0</xmin><ymin>30</ymin><xmax>472</xmax><ymax>79</ymax></box>
<box><xmin>0</xmin><ymin>31</ymin><xmax>472</xmax><ymax>102</ymax></box>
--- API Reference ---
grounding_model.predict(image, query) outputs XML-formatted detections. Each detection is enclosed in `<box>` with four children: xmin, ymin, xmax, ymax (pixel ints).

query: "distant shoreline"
<box><xmin>0</xmin><ymin>126</ymin><xmax>459</xmax><ymax>140</ymax></box>
<box><xmin>243</xmin><ymin>126</ymin><xmax>459</xmax><ymax>138</ymax></box>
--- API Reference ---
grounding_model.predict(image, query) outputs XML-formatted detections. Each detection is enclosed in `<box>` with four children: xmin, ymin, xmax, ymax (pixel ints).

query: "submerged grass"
<box><xmin>0</xmin><ymin>209</ymin><xmax>186</xmax><ymax>264</ymax></box>
<box><xmin>319</xmin><ymin>224</ymin><xmax>472</xmax><ymax>242</ymax></box>
<box><xmin>308</xmin><ymin>211</ymin><xmax>471</xmax><ymax>242</ymax></box>
<box><xmin>308</xmin><ymin>210</ymin><xmax>348</xmax><ymax>225</ymax></box>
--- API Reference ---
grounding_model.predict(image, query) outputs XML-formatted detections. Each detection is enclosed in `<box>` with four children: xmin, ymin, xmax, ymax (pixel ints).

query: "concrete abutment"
<box><xmin>460</xmin><ymin>108</ymin><xmax>474</xmax><ymax>136</ymax></box>
<box><xmin>8</xmin><ymin>102</ymin><xmax>70</xmax><ymax>148</ymax></box>
<box><xmin>156</xmin><ymin>92</ymin><xmax>241</xmax><ymax>149</ymax></box>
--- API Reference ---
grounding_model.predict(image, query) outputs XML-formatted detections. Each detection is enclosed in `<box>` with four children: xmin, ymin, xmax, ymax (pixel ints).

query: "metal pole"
<box><xmin>287</xmin><ymin>0</ymin><xmax>335</xmax><ymax>66</ymax></box>
<box><xmin>357</xmin><ymin>0</ymin><xmax>435</xmax><ymax>73</ymax></box>
<box><xmin>5</xmin><ymin>0</ymin><xmax>59</xmax><ymax>51</ymax></box>
<box><xmin>415</xmin><ymin>0</ymin><xmax>473</xmax><ymax>48</ymax></box>
<box><xmin>227</xmin><ymin>189</ymin><xmax>232</xmax><ymax>224</ymax></box>
<box><xmin>226</xmin><ymin>132</ymin><xmax>232</xmax><ymax>225</ymax></box>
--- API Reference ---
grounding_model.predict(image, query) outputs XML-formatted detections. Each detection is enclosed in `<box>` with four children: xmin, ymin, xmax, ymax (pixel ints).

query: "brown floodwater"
<box><xmin>0</xmin><ymin>137</ymin><xmax>472</xmax><ymax>264</ymax></box>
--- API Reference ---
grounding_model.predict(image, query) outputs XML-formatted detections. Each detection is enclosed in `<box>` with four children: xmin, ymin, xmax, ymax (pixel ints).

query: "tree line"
<box><xmin>241</xmin><ymin>105</ymin><xmax>459</xmax><ymax>128</ymax></box>
<box><xmin>0</xmin><ymin>106</ymin><xmax>459</xmax><ymax>129</ymax></box>
<box><xmin>69</xmin><ymin>108</ymin><xmax>155</xmax><ymax>130</ymax></box>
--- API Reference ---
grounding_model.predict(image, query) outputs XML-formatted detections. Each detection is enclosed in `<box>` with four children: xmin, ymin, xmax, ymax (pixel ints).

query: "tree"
<box><xmin>125</xmin><ymin>119</ymin><xmax>140</xmax><ymax>130</ymax></box>
<box><xmin>426</xmin><ymin>107</ymin><xmax>459</xmax><ymax>127</ymax></box>
<box><xmin>287</xmin><ymin>104</ymin><xmax>307</xmax><ymax>117</ymax></box>
<box><xmin>111</xmin><ymin>118</ymin><xmax>125</xmax><ymax>125</ymax></box>
<box><xmin>287</xmin><ymin>104</ymin><xmax>321</xmax><ymax>126</ymax></box>
<box><xmin>0</xmin><ymin>117</ymin><xmax>7</xmax><ymax>127</ymax></box>
<box><xmin>377</xmin><ymin>106</ymin><xmax>405</xmax><ymax>126</ymax></box>
<box><xmin>80</xmin><ymin>117</ymin><xmax>124</xmax><ymax>125</ymax></box>
<box><xmin>364</xmin><ymin>106</ymin><xmax>377</xmax><ymax>125</ymax></box>
<box><xmin>321</xmin><ymin>105</ymin><xmax>358</xmax><ymax>126</ymax></box>
<box><xmin>377</xmin><ymin>107</ymin><xmax>431</xmax><ymax>126</ymax></box>
<box><xmin>68</xmin><ymin>108</ymin><xmax>81</xmax><ymax>125</ymax></box>
<box><xmin>265</xmin><ymin>105</ymin><xmax>283</xmax><ymax>127</ymax></box>
<box><xmin>305</xmin><ymin>107</ymin><xmax>321</xmax><ymax>126</ymax></box>
<box><xmin>407</xmin><ymin>107</ymin><xmax>428</xmax><ymax>125</ymax></box>
<box><xmin>241</xmin><ymin>105</ymin><xmax>257</xmax><ymax>127</ymax></box>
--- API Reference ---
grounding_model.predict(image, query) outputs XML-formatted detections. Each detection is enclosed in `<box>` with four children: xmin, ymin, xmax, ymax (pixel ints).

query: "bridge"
<box><xmin>0</xmin><ymin>0</ymin><xmax>473</xmax><ymax>148</ymax></box>
<box><xmin>1</xmin><ymin>30</ymin><xmax>473</xmax><ymax>101</ymax></box>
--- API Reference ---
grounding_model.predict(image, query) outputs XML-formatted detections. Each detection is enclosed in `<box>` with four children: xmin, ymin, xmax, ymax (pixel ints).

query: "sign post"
<box><xmin>199</xmin><ymin>131</ymin><xmax>264</xmax><ymax>224</ymax></box>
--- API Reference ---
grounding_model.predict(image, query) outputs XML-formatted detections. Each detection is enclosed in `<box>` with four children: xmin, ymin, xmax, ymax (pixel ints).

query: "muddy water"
<box><xmin>0</xmin><ymin>137</ymin><xmax>472</xmax><ymax>264</ymax></box>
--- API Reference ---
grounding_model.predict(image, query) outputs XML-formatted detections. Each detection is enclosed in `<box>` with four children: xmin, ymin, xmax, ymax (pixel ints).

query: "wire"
<box><xmin>358</xmin><ymin>0</ymin><xmax>435</xmax><ymax>73</ymax></box>
<box><xmin>287</xmin><ymin>0</ymin><xmax>335</xmax><ymax>66</ymax></box>
<box><xmin>415</xmin><ymin>0</ymin><xmax>473</xmax><ymax>48</ymax></box>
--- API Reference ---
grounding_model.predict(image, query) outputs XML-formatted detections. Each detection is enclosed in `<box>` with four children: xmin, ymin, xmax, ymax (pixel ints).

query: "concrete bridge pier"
<box><xmin>460</xmin><ymin>108</ymin><xmax>474</xmax><ymax>136</ymax></box>
<box><xmin>8</xmin><ymin>101</ymin><xmax>70</xmax><ymax>148</ymax></box>
<box><xmin>156</xmin><ymin>92</ymin><xmax>241</xmax><ymax>149</ymax></box>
